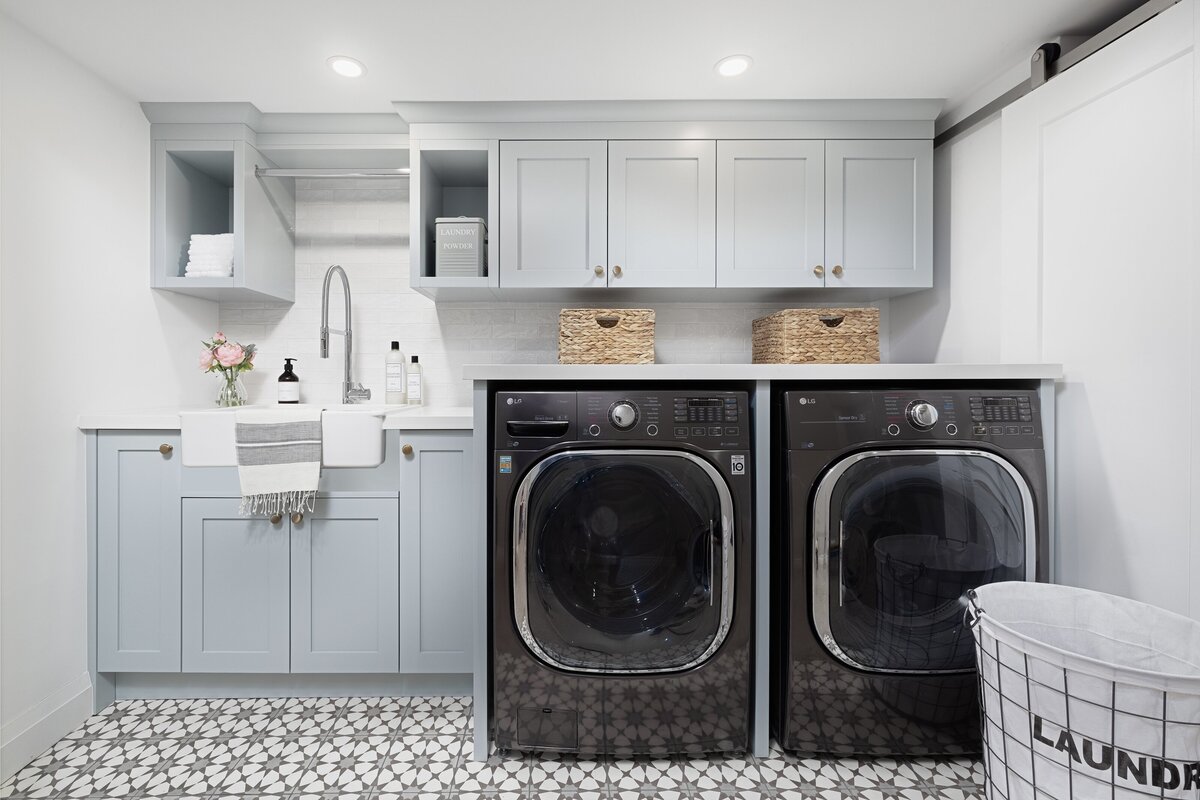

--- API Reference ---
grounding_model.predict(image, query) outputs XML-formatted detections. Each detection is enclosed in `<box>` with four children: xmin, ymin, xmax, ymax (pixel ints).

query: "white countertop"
<box><xmin>463</xmin><ymin>363</ymin><xmax>1063</xmax><ymax>381</ymax></box>
<box><xmin>78</xmin><ymin>405</ymin><xmax>473</xmax><ymax>431</ymax></box>
<box><xmin>380</xmin><ymin>406</ymin><xmax>473</xmax><ymax>430</ymax></box>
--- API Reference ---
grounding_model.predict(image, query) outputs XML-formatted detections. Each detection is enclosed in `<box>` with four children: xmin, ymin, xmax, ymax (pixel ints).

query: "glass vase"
<box><xmin>216</xmin><ymin>371</ymin><xmax>248</xmax><ymax>407</ymax></box>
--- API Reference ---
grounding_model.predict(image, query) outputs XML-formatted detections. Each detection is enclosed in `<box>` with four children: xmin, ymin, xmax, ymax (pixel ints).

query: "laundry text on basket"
<box><xmin>1032</xmin><ymin>715</ymin><xmax>1200</xmax><ymax>792</ymax></box>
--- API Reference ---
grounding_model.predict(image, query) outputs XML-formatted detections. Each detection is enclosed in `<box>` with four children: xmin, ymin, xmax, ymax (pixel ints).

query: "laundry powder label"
<box><xmin>498</xmin><ymin>456</ymin><xmax>513</xmax><ymax>474</ymax></box>
<box><xmin>730</xmin><ymin>455</ymin><xmax>746</xmax><ymax>475</ymax></box>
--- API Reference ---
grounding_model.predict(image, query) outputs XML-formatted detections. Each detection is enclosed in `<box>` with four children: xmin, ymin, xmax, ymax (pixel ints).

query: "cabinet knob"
<box><xmin>593</xmin><ymin>265</ymin><xmax>604</xmax><ymax>277</ymax></box>
<box><xmin>832</xmin><ymin>264</ymin><xmax>844</xmax><ymax>278</ymax></box>
<box><xmin>402</xmin><ymin>444</ymin><xmax>414</xmax><ymax>456</ymax></box>
<box><xmin>612</xmin><ymin>265</ymin><xmax>623</xmax><ymax>278</ymax></box>
<box><xmin>269</xmin><ymin>514</ymin><xmax>282</xmax><ymax>525</ymax></box>
<box><xmin>291</xmin><ymin>512</ymin><xmax>304</xmax><ymax>525</ymax></box>
<box><xmin>813</xmin><ymin>265</ymin><xmax>825</xmax><ymax>278</ymax></box>
<box><xmin>159</xmin><ymin>443</ymin><xmax>173</xmax><ymax>455</ymax></box>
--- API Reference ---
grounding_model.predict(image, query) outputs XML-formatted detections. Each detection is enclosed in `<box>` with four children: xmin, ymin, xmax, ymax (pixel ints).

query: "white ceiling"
<box><xmin>0</xmin><ymin>0</ymin><xmax>1145</xmax><ymax>115</ymax></box>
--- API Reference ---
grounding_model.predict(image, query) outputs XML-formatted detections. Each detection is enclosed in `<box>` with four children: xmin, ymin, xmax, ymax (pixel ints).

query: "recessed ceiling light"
<box><xmin>327</xmin><ymin>56</ymin><xmax>366</xmax><ymax>78</ymax></box>
<box><xmin>714</xmin><ymin>54</ymin><xmax>753</xmax><ymax>77</ymax></box>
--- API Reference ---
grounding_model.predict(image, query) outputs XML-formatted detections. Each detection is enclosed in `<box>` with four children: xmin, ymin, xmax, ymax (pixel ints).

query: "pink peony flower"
<box><xmin>199</xmin><ymin>349</ymin><xmax>215</xmax><ymax>370</ymax></box>
<box><xmin>212</xmin><ymin>331</ymin><xmax>226</xmax><ymax>343</ymax></box>
<box><xmin>214</xmin><ymin>342</ymin><xmax>245</xmax><ymax>368</ymax></box>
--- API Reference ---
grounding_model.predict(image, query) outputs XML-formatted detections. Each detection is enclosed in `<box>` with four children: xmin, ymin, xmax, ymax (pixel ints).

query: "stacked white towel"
<box><xmin>184</xmin><ymin>233</ymin><xmax>234</xmax><ymax>278</ymax></box>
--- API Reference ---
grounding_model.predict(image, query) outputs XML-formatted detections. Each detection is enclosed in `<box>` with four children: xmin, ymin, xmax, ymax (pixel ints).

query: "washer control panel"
<box><xmin>496</xmin><ymin>390</ymin><xmax>750</xmax><ymax>450</ymax></box>
<box><xmin>783</xmin><ymin>388</ymin><xmax>1042</xmax><ymax>450</ymax></box>
<box><xmin>581</xmin><ymin>391</ymin><xmax>748</xmax><ymax>448</ymax></box>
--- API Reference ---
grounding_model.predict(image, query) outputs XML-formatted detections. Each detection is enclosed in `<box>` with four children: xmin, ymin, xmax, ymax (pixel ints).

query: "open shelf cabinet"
<box><xmin>152</xmin><ymin>138</ymin><xmax>295</xmax><ymax>303</ymax></box>
<box><xmin>409</xmin><ymin>140</ymin><xmax>498</xmax><ymax>299</ymax></box>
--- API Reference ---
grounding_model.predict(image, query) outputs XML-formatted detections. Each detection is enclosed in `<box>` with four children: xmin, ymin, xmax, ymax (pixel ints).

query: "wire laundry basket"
<box><xmin>965</xmin><ymin>582</ymin><xmax>1200</xmax><ymax>800</ymax></box>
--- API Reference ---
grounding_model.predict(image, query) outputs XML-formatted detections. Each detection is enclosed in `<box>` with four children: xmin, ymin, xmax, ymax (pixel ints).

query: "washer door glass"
<box><xmin>813</xmin><ymin>450</ymin><xmax>1033</xmax><ymax>673</ymax></box>
<box><xmin>515</xmin><ymin>450</ymin><xmax>734</xmax><ymax>673</ymax></box>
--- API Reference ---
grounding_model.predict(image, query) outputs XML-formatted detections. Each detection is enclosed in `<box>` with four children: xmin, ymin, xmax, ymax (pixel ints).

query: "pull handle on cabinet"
<box><xmin>291</xmin><ymin>512</ymin><xmax>304</xmax><ymax>525</ymax></box>
<box><xmin>402</xmin><ymin>444</ymin><xmax>414</xmax><ymax>456</ymax></box>
<box><xmin>832</xmin><ymin>265</ymin><xmax>844</xmax><ymax>278</ymax></box>
<box><xmin>269</xmin><ymin>514</ymin><xmax>282</xmax><ymax>525</ymax></box>
<box><xmin>612</xmin><ymin>265</ymin><xmax>623</xmax><ymax>278</ymax></box>
<box><xmin>813</xmin><ymin>265</ymin><xmax>825</xmax><ymax>278</ymax></box>
<box><xmin>159</xmin><ymin>443</ymin><xmax>173</xmax><ymax>455</ymax></box>
<box><xmin>593</xmin><ymin>265</ymin><xmax>604</xmax><ymax>277</ymax></box>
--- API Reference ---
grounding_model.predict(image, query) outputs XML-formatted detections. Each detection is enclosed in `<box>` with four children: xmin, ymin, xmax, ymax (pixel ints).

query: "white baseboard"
<box><xmin>0</xmin><ymin>672</ymin><xmax>92</xmax><ymax>784</ymax></box>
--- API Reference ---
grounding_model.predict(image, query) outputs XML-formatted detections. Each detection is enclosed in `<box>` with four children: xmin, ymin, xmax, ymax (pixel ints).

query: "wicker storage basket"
<box><xmin>558</xmin><ymin>308</ymin><xmax>655</xmax><ymax>364</ymax></box>
<box><xmin>752</xmin><ymin>307</ymin><xmax>880</xmax><ymax>364</ymax></box>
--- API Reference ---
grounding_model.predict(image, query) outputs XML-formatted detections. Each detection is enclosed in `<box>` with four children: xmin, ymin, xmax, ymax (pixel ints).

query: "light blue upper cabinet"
<box><xmin>181</xmin><ymin>498</ymin><xmax>290</xmax><ymax>673</ymax></box>
<box><xmin>824</xmin><ymin>140</ymin><xmax>933</xmax><ymax>289</ymax></box>
<box><xmin>96</xmin><ymin>432</ymin><xmax>182</xmax><ymax>673</ymax></box>
<box><xmin>608</xmin><ymin>140</ymin><xmax>717</xmax><ymax>289</ymax></box>
<box><xmin>499</xmin><ymin>140</ymin><xmax>608</xmax><ymax>289</ymax></box>
<box><xmin>716</xmin><ymin>140</ymin><xmax>826</xmax><ymax>288</ymax></box>
<box><xmin>151</xmin><ymin>136</ymin><xmax>296</xmax><ymax>303</ymax></box>
<box><xmin>398</xmin><ymin>432</ymin><xmax>474</xmax><ymax>674</ymax></box>
<box><xmin>291</xmin><ymin>498</ymin><xmax>400</xmax><ymax>673</ymax></box>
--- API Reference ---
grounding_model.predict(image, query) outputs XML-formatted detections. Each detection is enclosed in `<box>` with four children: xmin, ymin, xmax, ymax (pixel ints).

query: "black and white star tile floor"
<box><xmin>0</xmin><ymin>696</ymin><xmax>986</xmax><ymax>799</ymax></box>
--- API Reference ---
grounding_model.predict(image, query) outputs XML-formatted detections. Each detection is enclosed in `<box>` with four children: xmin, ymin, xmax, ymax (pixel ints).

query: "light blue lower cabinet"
<box><xmin>291</xmin><ymin>498</ymin><xmax>400</xmax><ymax>673</ymax></box>
<box><xmin>96</xmin><ymin>432</ymin><xmax>182</xmax><ymax>672</ymax></box>
<box><xmin>398</xmin><ymin>432</ymin><xmax>474</xmax><ymax>673</ymax></box>
<box><xmin>182</xmin><ymin>498</ymin><xmax>290</xmax><ymax>673</ymax></box>
<box><xmin>97</xmin><ymin>427</ymin><xmax>471</xmax><ymax>681</ymax></box>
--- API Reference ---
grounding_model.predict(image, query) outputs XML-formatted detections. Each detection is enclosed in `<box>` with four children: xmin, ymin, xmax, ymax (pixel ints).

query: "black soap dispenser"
<box><xmin>278</xmin><ymin>358</ymin><xmax>300</xmax><ymax>404</ymax></box>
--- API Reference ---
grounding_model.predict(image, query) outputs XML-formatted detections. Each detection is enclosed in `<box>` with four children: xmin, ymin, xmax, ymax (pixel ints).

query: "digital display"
<box><xmin>984</xmin><ymin>397</ymin><xmax>1018</xmax><ymax>406</ymax></box>
<box><xmin>688</xmin><ymin>398</ymin><xmax>722</xmax><ymax>407</ymax></box>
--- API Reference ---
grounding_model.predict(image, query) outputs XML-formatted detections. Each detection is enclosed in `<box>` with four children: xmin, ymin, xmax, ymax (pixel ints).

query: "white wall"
<box><xmin>0</xmin><ymin>14</ymin><xmax>217</xmax><ymax>781</ymax></box>
<box><xmin>890</xmin><ymin>116</ymin><xmax>1003</xmax><ymax>363</ymax></box>
<box><xmin>218</xmin><ymin>179</ymin><xmax>889</xmax><ymax>407</ymax></box>
<box><xmin>891</xmin><ymin>0</ymin><xmax>1200</xmax><ymax>621</ymax></box>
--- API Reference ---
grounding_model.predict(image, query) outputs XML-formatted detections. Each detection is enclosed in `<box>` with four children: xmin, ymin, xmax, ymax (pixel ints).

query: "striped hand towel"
<box><xmin>235</xmin><ymin>406</ymin><xmax>322</xmax><ymax>516</ymax></box>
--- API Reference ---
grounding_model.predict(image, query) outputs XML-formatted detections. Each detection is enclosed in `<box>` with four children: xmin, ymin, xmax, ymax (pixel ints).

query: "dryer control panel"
<box><xmin>495</xmin><ymin>390</ymin><xmax>750</xmax><ymax>450</ymax></box>
<box><xmin>578</xmin><ymin>390</ymin><xmax>748</xmax><ymax>450</ymax></box>
<box><xmin>783</xmin><ymin>389</ymin><xmax>1043</xmax><ymax>451</ymax></box>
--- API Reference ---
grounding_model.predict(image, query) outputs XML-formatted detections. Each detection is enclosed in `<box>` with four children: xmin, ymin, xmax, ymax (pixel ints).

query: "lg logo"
<box><xmin>505</xmin><ymin>397</ymin><xmax>523</xmax><ymax>405</ymax></box>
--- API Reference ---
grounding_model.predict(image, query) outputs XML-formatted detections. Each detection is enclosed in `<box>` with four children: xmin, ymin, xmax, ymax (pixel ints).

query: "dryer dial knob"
<box><xmin>906</xmin><ymin>401</ymin><xmax>939</xmax><ymax>430</ymax></box>
<box><xmin>609</xmin><ymin>402</ymin><xmax>638</xmax><ymax>430</ymax></box>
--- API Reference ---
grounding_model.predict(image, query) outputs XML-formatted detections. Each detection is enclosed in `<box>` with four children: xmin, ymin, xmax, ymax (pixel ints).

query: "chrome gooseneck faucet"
<box><xmin>320</xmin><ymin>264</ymin><xmax>371</xmax><ymax>404</ymax></box>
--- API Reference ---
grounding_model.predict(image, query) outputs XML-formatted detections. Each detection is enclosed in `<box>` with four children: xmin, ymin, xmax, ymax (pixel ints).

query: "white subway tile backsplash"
<box><xmin>217</xmin><ymin>179</ymin><xmax>883</xmax><ymax>406</ymax></box>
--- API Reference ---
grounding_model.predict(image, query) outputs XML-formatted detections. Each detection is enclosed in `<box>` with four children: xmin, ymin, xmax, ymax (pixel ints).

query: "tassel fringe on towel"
<box><xmin>240</xmin><ymin>490</ymin><xmax>317</xmax><ymax>517</ymax></box>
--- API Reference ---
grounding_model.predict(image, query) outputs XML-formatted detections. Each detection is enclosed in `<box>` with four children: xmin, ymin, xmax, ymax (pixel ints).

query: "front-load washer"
<box><xmin>772</xmin><ymin>385</ymin><xmax>1049</xmax><ymax>756</ymax></box>
<box><xmin>492</xmin><ymin>389</ymin><xmax>753</xmax><ymax>756</ymax></box>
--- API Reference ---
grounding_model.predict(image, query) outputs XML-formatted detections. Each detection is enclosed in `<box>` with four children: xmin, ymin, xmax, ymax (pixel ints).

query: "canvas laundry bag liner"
<box><xmin>966</xmin><ymin>582</ymin><xmax>1200</xmax><ymax>800</ymax></box>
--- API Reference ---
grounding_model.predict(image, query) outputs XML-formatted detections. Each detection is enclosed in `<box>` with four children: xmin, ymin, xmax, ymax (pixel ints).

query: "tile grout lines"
<box><xmin>0</xmin><ymin>696</ymin><xmax>983</xmax><ymax>800</ymax></box>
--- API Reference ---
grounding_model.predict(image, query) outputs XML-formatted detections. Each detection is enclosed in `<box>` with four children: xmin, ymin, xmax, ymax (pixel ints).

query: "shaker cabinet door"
<box><xmin>96</xmin><ymin>432</ymin><xmax>182</xmax><ymax>672</ymax></box>
<box><xmin>291</xmin><ymin>498</ymin><xmax>399</xmax><ymax>673</ymax></box>
<box><xmin>825</xmin><ymin>140</ymin><xmax>932</xmax><ymax>289</ymax></box>
<box><xmin>608</xmin><ymin>140</ymin><xmax>716</xmax><ymax>288</ymax></box>
<box><xmin>499</xmin><ymin>140</ymin><xmax>608</xmax><ymax>288</ymax></box>
<box><xmin>716</xmin><ymin>140</ymin><xmax>826</xmax><ymax>288</ymax></box>
<box><xmin>182</xmin><ymin>498</ymin><xmax>290</xmax><ymax>673</ymax></box>
<box><xmin>398</xmin><ymin>432</ymin><xmax>474</xmax><ymax>673</ymax></box>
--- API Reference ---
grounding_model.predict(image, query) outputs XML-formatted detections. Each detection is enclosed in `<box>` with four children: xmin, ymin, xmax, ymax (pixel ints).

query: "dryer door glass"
<box><xmin>515</xmin><ymin>450</ymin><xmax>734</xmax><ymax>674</ymax></box>
<box><xmin>813</xmin><ymin>450</ymin><xmax>1034</xmax><ymax>673</ymax></box>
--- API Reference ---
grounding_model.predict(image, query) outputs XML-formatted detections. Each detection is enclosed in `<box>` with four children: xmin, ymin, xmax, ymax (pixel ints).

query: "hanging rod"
<box><xmin>255</xmin><ymin>167</ymin><xmax>410</xmax><ymax>179</ymax></box>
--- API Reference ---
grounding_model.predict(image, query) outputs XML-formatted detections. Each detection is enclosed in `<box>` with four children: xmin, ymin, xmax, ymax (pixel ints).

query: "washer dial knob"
<box><xmin>906</xmin><ymin>401</ymin><xmax>939</xmax><ymax>430</ymax></box>
<box><xmin>609</xmin><ymin>401</ymin><xmax>639</xmax><ymax>430</ymax></box>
